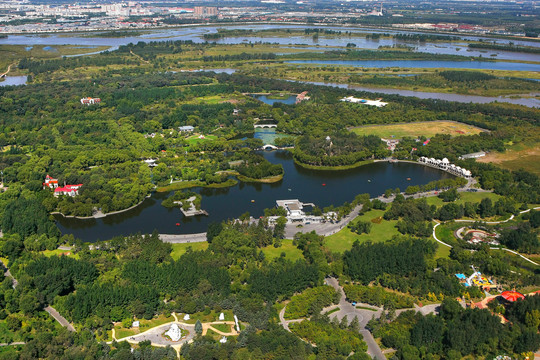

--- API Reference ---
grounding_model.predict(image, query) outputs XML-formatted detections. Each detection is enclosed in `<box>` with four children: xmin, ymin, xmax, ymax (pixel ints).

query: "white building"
<box><xmin>459</xmin><ymin>151</ymin><xmax>486</xmax><ymax>160</ymax></box>
<box><xmin>276</xmin><ymin>199</ymin><xmax>305</xmax><ymax>220</ymax></box>
<box><xmin>179</xmin><ymin>125</ymin><xmax>195</xmax><ymax>132</ymax></box>
<box><xmin>340</xmin><ymin>96</ymin><xmax>387</xmax><ymax>107</ymax></box>
<box><xmin>418</xmin><ymin>157</ymin><xmax>471</xmax><ymax>178</ymax></box>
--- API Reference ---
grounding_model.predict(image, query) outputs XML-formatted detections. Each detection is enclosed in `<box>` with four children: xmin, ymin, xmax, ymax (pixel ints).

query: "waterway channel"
<box><xmin>55</xmin><ymin>151</ymin><xmax>452</xmax><ymax>242</ymax></box>
<box><xmin>1</xmin><ymin>24</ymin><xmax>539</xmax><ymax>63</ymax></box>
<box><xmin>296</xmin><ymin>80</ymin><xmax>540</xmax><ymax>108</ymax></box>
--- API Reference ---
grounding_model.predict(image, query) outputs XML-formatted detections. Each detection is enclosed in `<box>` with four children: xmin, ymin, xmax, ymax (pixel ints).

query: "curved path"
<box><xmin>0</xmin><ymin>259</ymin><xmax>75</xmax><ymax>332</ymax></box>
<box><xmin>432</xmin><ymin>207</ymin><xmax>540</xmax><ymax>266</ymax></box>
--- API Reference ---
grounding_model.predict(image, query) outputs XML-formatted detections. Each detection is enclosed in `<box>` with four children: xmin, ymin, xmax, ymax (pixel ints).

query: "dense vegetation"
<box><xmin>0</xmin><ymin>37</ymin><xmax>538</xmax><ymax>358</ymax></box>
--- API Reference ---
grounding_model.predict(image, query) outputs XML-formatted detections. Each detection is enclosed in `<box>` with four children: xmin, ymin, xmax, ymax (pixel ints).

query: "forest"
<box><xmin>0</xmin><ymin>38</ymin><xmax>538</xmax><ymax>359</ymax></box>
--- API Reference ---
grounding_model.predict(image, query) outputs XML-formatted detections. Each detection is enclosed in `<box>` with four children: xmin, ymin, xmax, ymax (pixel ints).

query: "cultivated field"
<box><xmin>351</xmin><ymin>120</ymin><xmax>487</xmax><ymax>139</ymax></box>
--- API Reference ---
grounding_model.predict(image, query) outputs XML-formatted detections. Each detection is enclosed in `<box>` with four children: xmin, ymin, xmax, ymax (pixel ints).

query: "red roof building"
<box><xmin>501</xmin><ymin>291</ymin><xmax>525</xmax><ymax>302</ymax></box>
<box><xmin>43</xmin><ymin>175</ymin><xmax>59</xmax><ymax>189</ymax></box>
<box><xmin>54</xmin><ymin>184</ymin><xmax>83</xmax><ymax>197</ymax></box>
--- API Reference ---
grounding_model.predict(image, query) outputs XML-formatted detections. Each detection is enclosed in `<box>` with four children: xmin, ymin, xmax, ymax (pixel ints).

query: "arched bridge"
<box><xmin>254</xmin><ymin>124</ymin><xmax>277</xmax><ymax>129</ymax></box>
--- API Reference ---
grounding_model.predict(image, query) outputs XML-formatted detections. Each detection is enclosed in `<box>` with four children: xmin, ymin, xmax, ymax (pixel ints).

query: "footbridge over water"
<box><xmin>262</xmin><ymin>144</ymin><xmax>279</xmax><ymax>150</ymax></box>
<box><xmin>254</xmin><ymin>124</ymin><xmax>277</xmax><ymax>129</ymax></box>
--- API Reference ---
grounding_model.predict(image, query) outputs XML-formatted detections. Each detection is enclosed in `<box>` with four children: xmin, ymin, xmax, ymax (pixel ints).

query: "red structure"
<box><xmin>501</xmin><ymin>291</ymin><xmax>525</xmax><ymax>302</ymax></box>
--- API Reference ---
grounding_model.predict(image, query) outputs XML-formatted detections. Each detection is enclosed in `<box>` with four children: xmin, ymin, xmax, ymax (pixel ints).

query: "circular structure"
<box><xmin>501</xmin><ymin>291</ymin><xmax>525</xmax><ymax>302</ymax></box>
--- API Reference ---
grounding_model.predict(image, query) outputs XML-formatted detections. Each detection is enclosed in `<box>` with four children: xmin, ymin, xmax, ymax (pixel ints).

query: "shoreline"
<box><xmin>52</xmin><ymin>194</ymin><xmax>152</xmax><ymax>220</ymax></box>
<box><xmin>6</xmin><ymin>21</ymin><xmax>538</xmax><ymax>44</ymax></box>
<box><xmin>293</xmin><ymin>158</ymin><xmax>375</xmax><ymax>171</ymax></box>
<box><xmin>236</xmin><ymin>173</ymin><xmax>284</xmax><ymax>183</ymax></box>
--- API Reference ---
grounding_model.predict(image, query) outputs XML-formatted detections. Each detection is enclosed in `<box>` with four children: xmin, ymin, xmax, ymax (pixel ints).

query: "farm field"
<box><xmin>351</xmin><ymin>120</ymin><xmax>487</xmax><ymax>139</ymax></box>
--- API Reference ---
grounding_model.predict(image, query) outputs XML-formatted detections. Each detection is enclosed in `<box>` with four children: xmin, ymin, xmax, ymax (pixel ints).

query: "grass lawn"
<box><xmin>114</xmin><ymin>314</ymin><xmax>174</xmax><ymax>339</ymax></box>
<box><xmin>210</xmin><ymin>323</ymin><xmax>232</xmax><ymax>333</ymax></box>
<box><xmin>425</xmin><ymin>191</ymin><xmax>501</xmax><ymax>207</ymax></box>
<box><xmin>41</xmin><ymin>249</ymin><xmax>79</xmax><ymax>259</ymax></box>
<box><xmin>351</xmin><ymin>121</ymin><xmax>486</xmax><ymax>139</ymax></box>
<box><xmin>434</xmin><ymin>223</ymin><xmax>463</xmax><ymax>248</ymax></box>
<box><xmin>185</xmin><ymin>134</ymin><xmax>218</xmax><ymax>145</ymax></box>
<box><xmin>324</xmin><ymin>307</ymin><xmax>340</xmax><ymax>315</ymax></box>
<box><xmin>170</xmin><ymin>242</ymin><xmax>209</xmax><ymax>260</ymax></box>
<box><xmin>185</xmin><ymin>95</ymin><xmax>242</xmax><ymax>105</ymax></box>
<box><xmin>324</xmin><ymin>210</ymin><xmax>399</xmax><ymax>253</ymax></box>
<box><xmin>184</xmin><ymin>310</ymin><xmax>234</xmax><ymax>324</ymax></box>
<box><xmin>477</xmin><ymin>143</ymin><xmax>540</xmax><ymax>176</ymax></box>
<box><xmin>435</xmin><ymin>243</ymin><xmax>451</xmax><ymax>258</ymax></box>
<box><xmin>261</xmin><ymin>239</ymin><xmax>304</xmax><ymax>262</ymax></box>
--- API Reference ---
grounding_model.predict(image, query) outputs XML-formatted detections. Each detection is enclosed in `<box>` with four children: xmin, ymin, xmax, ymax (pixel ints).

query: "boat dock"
<box><xmin>174</xmin><ymin>196</ymin><xmax>209</xmax><ymax>217</ymax></box>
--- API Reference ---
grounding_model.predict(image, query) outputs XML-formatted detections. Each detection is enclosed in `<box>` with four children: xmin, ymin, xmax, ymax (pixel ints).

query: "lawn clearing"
<box><xmin>114</xmin><ymin>314</ymin><xmax>174</xmax><ymax>339</ymax></box>
<box><xmin>324</xmin><ymin>209</ymin><xmax>399</xmax><ymax>253</ymax></box>
<box><xmin>425</xmin><ymin>191</ymin><xmax>501</xmax><ymax>207</ymax></box>
<box><xmin>170</xmin><ymin>242</ymin><xmax>209</xmax><ymax>260</ymax></box>
<box><xmin>183</xmin><ymin>309</ymin><xmax>234</xmax><ymax>324</ymax></box>
<box><xmin>351</xmin><ymin>120</ymin><xmax>487</xmax><ymax>139</ymax></box>
<box><xmin>210</xmin><ymin>323</ymin><xmax>232</xmax><ymax>333</ymax></box>
<box><xmin>185</xmin><ymin>134</ymin><xmax>219</xmax><ymax>145</ymax></box>
<box><xmin>477</xmin><ymin>145</ymin><xmax>540</xmax><ymax>176</ymax></box>
<box><xmin>261</xmin><ymin>239</ymin><xmax>304</xmax><ymax>262</ymax></box>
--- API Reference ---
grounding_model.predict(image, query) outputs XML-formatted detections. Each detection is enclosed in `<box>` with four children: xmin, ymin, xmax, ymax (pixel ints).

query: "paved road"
<box><xmin>0</xmin><ymin>259</ymin><xmax>75</xmax><ymax>332</ymax></box>
<box><xmin>45</xmin><ymin>306</ymin><xmax>76</xmax><ymax>332</ymax></box>
<box><xmin>159</xmin><ymin>232</ymin><xmax>207</xmax><ymax>243</ymax></box>
<box><xmin>284</xmin><ymin>205</ymin><xmax>363</xmax><ymax>238</ymax></box>
<box><xmin>0</xmin><ymin>342</ymin><xmax>25</xmax><ymax>347</ymax></box>
<box><xmin>433</xmin><ymin>206</ymin><xmax>540</xmax><ymax>266</ymax></box>
<box><xmin>0</xmin><ymin>261</ymin><xmax>18</xmax><ymax>289</ymax></box>
<box><xmin>278</xmin><ymin>306</ymin><xmax>305</xmax><ymax>332</ymax></box>
<box><xmin>324</xmin><ymin>277</ymin><xmax>386</xmax><ymax>360</ymax></box>
<box><xmin>117</xmin><ymin>322</ymin><xmax>195</xmax><ymax>347</ymax></box>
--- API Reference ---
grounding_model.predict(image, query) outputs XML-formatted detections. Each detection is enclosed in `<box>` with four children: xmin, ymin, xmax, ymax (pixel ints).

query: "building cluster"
<box><xmin>80</xmin><ymin>97</ymin><xmax>101</xmax><ymax>105</ymax></box>
<box><xmin>417</xmin><ymin>157</ymin><xmax>472</xmax><ymax>178</ymax></box>
<box><xmin>295</xmin><ymin>91</ymin><xmax>310</xmax><ymax>104</ymax></box>
<box><xmin>43</xmin><ymin>174</ymin><xmax>83</xmax><ymax>197</ymax></box>
<box><xmin>340</xmin><ymin>96</ymin><xmax>388</xmax><ymax>107</ymax></box>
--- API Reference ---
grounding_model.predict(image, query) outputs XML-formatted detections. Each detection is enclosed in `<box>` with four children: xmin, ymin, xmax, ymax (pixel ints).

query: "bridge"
<box><xmin>262</xmin><ymin>144</ymin><xmax>279</xmax><ymax>150</ymax></box>
<box><xmin>254</xmin><ymin>124</ymin><xmax>277</xmax><ymax>129</ymax></box>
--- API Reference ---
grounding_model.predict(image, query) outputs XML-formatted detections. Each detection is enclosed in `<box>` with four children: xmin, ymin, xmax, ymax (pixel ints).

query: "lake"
<box><xmin>252</xmin><ymin>94</ymin><xmax>298</xmax><ymax>105</ymax></box>
<box><xmin>55</xmin><ymin>151</ymin><xmax>452</xmax><ymax>242</ymax></box>
<box><xmin>0</xmin><ymin>76</ymin><xmax>27</xmax><ymax>86</ymax></box>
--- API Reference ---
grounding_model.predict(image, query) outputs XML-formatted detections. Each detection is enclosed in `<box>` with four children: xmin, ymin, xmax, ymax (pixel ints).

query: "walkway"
<box><xmin>45</xmin><ymin>306</ymin><xmax>76</xmax><ymax>332</ymax></box>
<box><xmin>0</xmin><ymin>63</ymin><xmax>14</xmax><ymax>78</ymax></box>
<box><xmin>278</xmin><ymin>306</ymin><xmax>305</xmax><ymax>332</ymax></box>
<box><xmin>159</xmin><ymin>232</ymin><xmax>207</xmax><ymax>243</ymax></box>
<box><xmin>0</xmin><ymin>259</ymin><xmax>75</xmax><ymax>332</ymax></box>
<box><xmin>324</xmin><ymin>277</ymin><xmax>386</xmax><ymax>360</ymax></box>
<box><xmin>432</xmin><ymin>207</ymin><xmax>540</xmax><ymax>266</ymax></box>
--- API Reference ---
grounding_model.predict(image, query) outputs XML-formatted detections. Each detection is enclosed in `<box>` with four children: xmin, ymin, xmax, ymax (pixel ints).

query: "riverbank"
<box><xmin>236</xmin><ymin>173</ymin><xmax>284</xmax><ymax>183</ymax></box>
<box><xmin>293</xmin><ymin>158</ymin><xmax>375</xmax><ymax>171</ymax></box>
<box><xmin>51</xmin><ymin>194</ymin><xmax>152</xmax><ymax>220</ymax></box>
<box><xmin>156</xmin><ymin>178</ymin><xmax>238</xmax><ymax>192</ymax></box>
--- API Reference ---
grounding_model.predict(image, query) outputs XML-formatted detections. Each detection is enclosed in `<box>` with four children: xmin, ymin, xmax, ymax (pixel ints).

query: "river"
<box><xmin>286</xmin><ymin>59</ymin><xmax>540</xmax><ymax>72</ymax></box>
<box><xmin>296</xmin><ymin>80</ymin><xmax>540</xmax><ymax>108</ymax></box>
<box><xmin>55</xmin><ymin>151</ymin><xmax>452</xmax><ymax>242</ymax></box>
<box><xmin>1</xmin><ymin>24</ymin><xmax>539</xmax><ymax>63</ymax></box>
